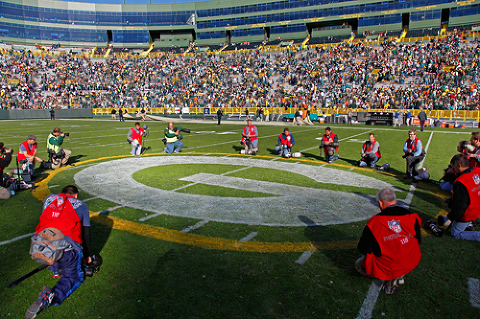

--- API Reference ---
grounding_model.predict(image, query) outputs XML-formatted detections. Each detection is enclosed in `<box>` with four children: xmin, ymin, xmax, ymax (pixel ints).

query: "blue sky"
<box><xmin>61</xmin><ymin>0</ymin><xmax>205</xmax><ymax>4</ymax></box>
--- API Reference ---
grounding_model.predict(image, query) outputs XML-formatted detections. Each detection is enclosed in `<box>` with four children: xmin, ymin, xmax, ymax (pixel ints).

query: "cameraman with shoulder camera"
<box><xmin>164</xmin><ymin>122</ymin><xmax>183</xmax><ymax>154</ymax></box>
<box><xmin>0</xmin><ymin>142</ymin><xmax>13</xmax><ymax>199</ymax></box>
<box><xmin>47</xmin><ymin>128</ymin><xmax>72</xmax><ymax>169</ymax></box>
<box><xmin>402</xmin><ymin>129</ymin><xmax>425</xmax><ymax>179</ymax></box>
<box><xmin>127</xmin><ymin>122</ymin><xmax>147</xmax><ymax>156</ymax></box>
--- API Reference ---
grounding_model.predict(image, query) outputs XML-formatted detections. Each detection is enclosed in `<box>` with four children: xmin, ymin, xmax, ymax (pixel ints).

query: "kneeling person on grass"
<box><xmin>356</xmin><ymin>188</ymin><xmax>422</xmax><ymax>294</ymax></box>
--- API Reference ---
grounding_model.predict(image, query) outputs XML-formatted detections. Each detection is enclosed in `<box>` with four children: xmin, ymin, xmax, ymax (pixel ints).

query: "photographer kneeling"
<box><xmin>47</xmin><ymin>128</ymin><xmax>72</xmax><ymax>169</ymax></box>
<box><xmin>164</xmin><ymin>122</ymin><xmax>183</xmax><ymax>154</ymax></box>
<box><xmin>0</xmin><ymin>142</ymin><xmax>13</xmax><ymax>199</ymax></box>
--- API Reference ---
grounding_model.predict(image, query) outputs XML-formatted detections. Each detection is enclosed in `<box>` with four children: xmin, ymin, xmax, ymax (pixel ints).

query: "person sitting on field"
<box><xmin>357</xmin><ymin>133</ymin><xmax>381</xmax><ymax>168</ymax></box>
<box><xmin>320</xmin><ymin>127</ymin><xmax>339</xmax><ymax>164</ymax></box>
<box><xmin>356</xmin><ymin>188</ymin><xmax>422</xmax><ymax>294</ymax></box>
<box><xmin>275</xmin><ymin>128</ymin><xmax>295</xmax><ymax>158</ymax></box>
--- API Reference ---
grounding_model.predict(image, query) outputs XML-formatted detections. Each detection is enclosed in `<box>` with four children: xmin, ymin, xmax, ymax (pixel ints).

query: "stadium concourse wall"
<box><xmin>92</xmin><ymin>107</ymin><xmax>480</xmax><ymax>121</ymax></box>
<box><xmin>0</xmin><ymin>109</ymin><xmax>92</xmax><ymax>120</ymax></box>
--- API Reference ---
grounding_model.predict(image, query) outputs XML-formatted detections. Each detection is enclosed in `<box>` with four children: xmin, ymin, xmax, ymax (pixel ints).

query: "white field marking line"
<box><xmin>0</xmin><ymin>232</ymin><xmax>35</xmax><ymax>246</ymax></box>
<box><xmin>139</xmin><ymin>212</ymin><xmax>164</xmax><ymax>222</ymax></box>
<box><xmin>82</xmin><ymin>196</ymin><xmax>99</xmax><ymax>202</ymax></box>
<box><xmin>170</xmin><ymin>165</ymin><xmax>252</xmax><ymax>192</ymax></box>
<box><xmin>468</xmin><ymin>278</ymin><xmax>480</xmax><ymax>308</ymax></box>
<box><xmin>181</xmin><ymin>219</ymin><xmax>210</xmax><ymax>233</ymax></box>
<box><xmin>186</xmin><ymin>126</ymin><xmax>321</xmax><ymax>151</ymax></box>
<box><xmin>356</xmin><ymin>280</ymin><xmax>383</xmax><ymax>319</ymax></box>
<box><xmin>402</xmin><ymin>131</ymin><xmax>433</xmax><ymax>208</ymax></box>
<box><xmin>299</xmin><ymin>130</ymin><xmax>371</xmax><ymax>153</ymax></box>
<box><xmin>48</xmin><ymin>184</ymin><xmax>60</xmax><ymax>188</ymax></box>
<box><xmin>98</xmin><ymin>205</ymin><xmax>123</xmax><ymax>214</ymax></box>
<box><xmin>239</xmin><ymin>232</ymin><xmax>258</xmax><ymax>242</ymax></box>
<box><xmin>295</xmin><ymin>250</ymin><xmax>316</xmax><ymax>265</ymax></box>
<box><xmin>418</xmin><ymin>131</ymin><xmax>434</xmax><ymax>170</ymax></box>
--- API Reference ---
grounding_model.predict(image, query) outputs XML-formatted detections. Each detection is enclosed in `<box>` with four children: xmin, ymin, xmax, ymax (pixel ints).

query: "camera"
<box><xmin>62</xmin><ymin>132</ymin><xmax>70</xmax><ymax>137</ymax></box>
<box><xmin>173</xmin><ymin>126</ymin><xmax>190</xmax><ymax>140</ymax></box>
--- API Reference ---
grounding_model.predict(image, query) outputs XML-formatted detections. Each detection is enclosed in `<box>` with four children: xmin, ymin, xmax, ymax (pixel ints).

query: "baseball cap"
<box><xmin>27</xmin><ymin>134</ymin><xmax>37</xmax><ymax>140</ymax></box>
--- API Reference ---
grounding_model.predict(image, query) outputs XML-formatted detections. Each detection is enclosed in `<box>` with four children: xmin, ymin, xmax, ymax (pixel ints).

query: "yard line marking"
<box><xmin>295</xmin><ymin>250</ymin><xmax>315</xmax><ymax>265</ymax></box>
<box><xmin>139</xmin><ymin>212</ymin><xmax>163</xmax><ymax>222</ymax></box>
<box><xmin>181</xmin><ymin>219</ymin><xmax>210</xmax><ymax>233</ymax></box>
<box><xmin>240</xmin><ymin>232</ymin><xmax>258</xmax><ymax>242</ymax></box>
<box><xmin>48</xmin><ymin>184</ymin><xmax>60</xmax><ymax>188</ymax></box>
<box><xmin>98</xmin><ymin>205</ymin><xmax>123</xmax><ymax>214</ymax></box>
<box><xmin>468</xmin><ymin>278</ymin><xmax>480</xmax><ymax>308</ymax></box>
<box><xmin>82</xmin><ymin>196</ymin><xmax>99</xmax><ymax>202</ymax></box>
<box><xmin>300</xmin><ymin>130</ymin><xmax>370</xmax><ymax>153</ymax></box>
<box><xmin>418</xmin><ymin>131</ymin><xmax>434</xmax><ymax>169</ymax></box>
<box><xmin>356</xmin><ymin>280</ymin><xmax>383</xmax><ymax>319</ymax></box>
<box><xmin>0</xmin><ymin>232</ymin><xmax>35</xmax><ymax>246</ymax></box>
<box><xmin>402</xmin><ymin>184</ymin><xmax>416</xmax><ymax>209</ymax></box>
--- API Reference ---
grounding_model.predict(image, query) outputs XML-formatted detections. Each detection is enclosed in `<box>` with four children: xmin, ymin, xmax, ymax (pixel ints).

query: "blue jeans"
<box><xmin>165</xmin><ymin>140</ymin><xmax>183</xmax><ymax>153</ymax></box>
<box><xmin>451</xmin><ymin>220</ymin><xmax>480</xmax><ymax>242</ymax></box>
<box><xmin>275</xmin><ymin>145</ymin><xmax>291</xmax><ymax>157</ymax></box>
<box><xmin>360</xmin><ymin>154</ymin><xmax>378</xmax><ymax>167</ymax></box>
<box><xmin>49</xmin><ymin>249</ymin><xmax>84</xmax><ymax>304</ymax></box>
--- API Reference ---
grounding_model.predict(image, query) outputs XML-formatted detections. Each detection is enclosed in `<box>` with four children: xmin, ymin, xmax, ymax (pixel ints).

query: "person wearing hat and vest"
<box><xmin>47</xmin><ymin>128</ymin><xmax>71</xmax><ymax>169</ymax></box>
<box><xmin>164</xmin><ymin>122</ymin><xmax>183</xmax><ymax>154</ymax></box>
<box><xmin>26</xmin><ymin>185</ymin><xmax>92</xmax><ymax>319</ymax></box>
<box><xmin>127</xmin><ymin>122</ymin><xmax>147</xmax><ymax>156</ymax></box>
<box><xmin>18</xmin><ymin>134</ymin><xmax>44</xmax><ymax>177</ymax></box>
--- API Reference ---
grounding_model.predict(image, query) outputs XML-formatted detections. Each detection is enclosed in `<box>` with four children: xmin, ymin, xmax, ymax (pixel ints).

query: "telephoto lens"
<box><xmin>424</xmin><ymin>219</ymin><xmax>443</xmax><ymax>237</ymax></box>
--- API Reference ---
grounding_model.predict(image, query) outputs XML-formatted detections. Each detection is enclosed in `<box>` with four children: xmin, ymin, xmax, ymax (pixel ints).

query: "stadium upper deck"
<box><xmin>0</xmin><ymin>0</ymin><xmax>480</xmax><ymax>47</ymax></box>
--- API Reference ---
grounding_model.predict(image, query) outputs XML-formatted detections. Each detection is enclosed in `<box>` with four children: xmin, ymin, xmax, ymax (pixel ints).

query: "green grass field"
<box><xmin>1</xmin><ymin>118</ymin><xmax>479</xmax><ymax>319</ymax></box>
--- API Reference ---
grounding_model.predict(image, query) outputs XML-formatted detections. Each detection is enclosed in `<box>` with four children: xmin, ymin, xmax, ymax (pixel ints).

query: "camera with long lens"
<box><xmin>173</xmin><ymin>126</ymin><xmax>191</xmax><ymax>140</ymax></box>
<box><xmin>62</xmin><ymin>132</ymin><xmax>70</xmax><ymax>137</ymax></box>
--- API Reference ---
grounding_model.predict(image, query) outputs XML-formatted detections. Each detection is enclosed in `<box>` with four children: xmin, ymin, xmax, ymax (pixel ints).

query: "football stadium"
<box><xmin>1</xmin><ymin>0</ymin><xmax>480</xmax><ymax>318</ymax></box>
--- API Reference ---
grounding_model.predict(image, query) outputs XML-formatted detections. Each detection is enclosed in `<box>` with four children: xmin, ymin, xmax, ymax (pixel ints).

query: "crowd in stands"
<box><xmin>1</xmin><ymin>29</ymin><xmax>480</xmax><ymax>112</ymax></box>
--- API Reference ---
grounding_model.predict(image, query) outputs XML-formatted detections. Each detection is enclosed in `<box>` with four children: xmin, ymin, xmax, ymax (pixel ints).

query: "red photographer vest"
<box><xmin>130</xmin><ymin>128</ymin><xmax>144</xmax><ymax>145</ymax></box>
<box><xmin>36</xmin><ymin>194</ymin><xmax>82</xmax><ymax>244</ymax></box>
<box><xmin>322</xmin><ymin>133</ymin><xmax>338</xmax><ymax>153</ymax></box>
<box><xmin>279</xmin><ymin>133</ymin><xmax>292</xmax><ymax>147</ymax></box>
<box><xmin>363</xmin><ymin>140</ymin><xmax>381</xmax><ymax>159</ymax></box>
<box><xmin>405</xmin><ymin>137</ymin><xmax>420</xmax><ymax>151</ymax></box>
<box><xmin>17</xmin><ymin>141</ymin><xmax>37</xmax><ymax>162</ymax></box>
<box><xmin>454</xmin><ymin>167</ymin><xmax>480</xmax><ymax>222</ymax></box>
<box><xmin>362</xmin><ymin>208</ymin><xmax>422</xmax><ymax>281</ymax></box>
<box><xmin>243</xmin><ymin>126</ymin><xmax>258</xmax><ymax>141</ymax></box>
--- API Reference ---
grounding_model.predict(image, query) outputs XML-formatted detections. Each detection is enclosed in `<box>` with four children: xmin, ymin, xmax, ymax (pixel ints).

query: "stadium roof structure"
<box><xmin>0</xmin><ymin>0</ymin><xmax>479</xmax><ymax>48</ymax></box>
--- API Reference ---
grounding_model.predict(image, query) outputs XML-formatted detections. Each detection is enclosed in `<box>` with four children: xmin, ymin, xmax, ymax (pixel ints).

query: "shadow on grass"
<box><xmin>89</xmin><ymin>211</ymin><xmax>114</xmax><ymax>256</ymax></box>
<box><xmin>299</xmin><ymin>215</ymin><xmax>359</xmax><ymax>274</ymax></box>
